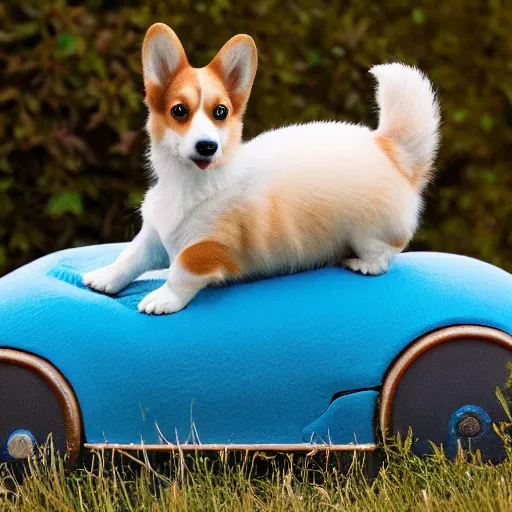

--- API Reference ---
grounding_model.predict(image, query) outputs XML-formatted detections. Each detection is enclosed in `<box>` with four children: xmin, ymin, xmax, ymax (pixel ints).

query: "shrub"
<box><xmin>1</xmin><ymin>0</ymin><xmax>511</xmax><ymax>275</ymax></box>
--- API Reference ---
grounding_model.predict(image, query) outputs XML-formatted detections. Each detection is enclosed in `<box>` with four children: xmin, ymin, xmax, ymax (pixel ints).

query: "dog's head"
<box><xmin>142</xmin><ymin>23</ymin><xmax>257</xmax><ymax>171</ymax></box>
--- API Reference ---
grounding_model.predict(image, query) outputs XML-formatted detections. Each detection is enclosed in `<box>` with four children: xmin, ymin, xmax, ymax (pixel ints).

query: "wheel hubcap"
<box><xmin>456</xmin><ymin>415</ymin><xmax>482</xmax><ymax>437</ymax></box>
<box><xmin>6</xmin><ymin>430</ymin><xmax>36</xmax><ymax>460</ymax></box>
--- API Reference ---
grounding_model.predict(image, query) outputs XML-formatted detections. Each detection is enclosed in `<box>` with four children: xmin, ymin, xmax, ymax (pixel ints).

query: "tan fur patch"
<box><xmin>376</xmin><ymin>135</ymin><xmax>413</xmax><ymax>184</ymax></box>
<box><xmin>179</xmin><ymin>241</ymin><xmax>240</xmax><ymax>276</ymax></box>
<box><xmin>200</xmin><ymin>68</ymin><xmax>232</xmax><ymax>119</ymax></box>
<box><xmin>239</xmin><ymin>216</ymin><xmax>253</xmax><ymax>252</ymax></box>
<box><xmin>214</xmin><ymin>208</ymin><xmax>256</xmax><ymax>256</ymax></box>
<box><xmin>267</xmin><ymin>194</ymin><xmax>286</xmax><ymax>244</ymax></box>
<box><xmin>145</xmin><ymin>69</ymin><xmax>201</xmax><ymax>115</ymax></box>
<box><xmin>145</xmin><ymin>67</ymin><xmax>201</xmax><ymax>139</ymax></box>
<box><xmin>412</xmin><ymin>163</ymin><xmax>432</xmax><ymax>187</ymax></box>
<box><xmin>145</xmin><ymin>83</ymin><xmax>167</xmax><ymax>114</ymax></box>
<box><xmin>148</xmin><ymin>113</ymin><xmax>167</xmax><ymax>142</ymax></box>
<box><xmin>215</xmin><ymin>192</ymin><xmax>337</xmax><ymax>269</ymax></box>
<box><xmin>389</xmin><ymin>239</ymin><xmax>407</xmax><ymax>250</ymax></box>
<box><xmin>169</xmin><ymin>67</ymin><xmax>201</xmax><ymax>107</ymax></box>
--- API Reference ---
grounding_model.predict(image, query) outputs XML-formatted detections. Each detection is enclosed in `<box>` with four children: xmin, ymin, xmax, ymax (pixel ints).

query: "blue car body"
<box><xmin>0</xmin><ymin>244</ymin><xmax>511</xmax><ymax>447</ymax></box>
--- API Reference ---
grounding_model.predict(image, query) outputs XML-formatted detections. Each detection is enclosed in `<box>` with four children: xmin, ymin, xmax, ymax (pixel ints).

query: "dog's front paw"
<box><xmin>138</xmin><ymin>285</ymin><xmax>189</xmax><ymax>315</ymax></box>
<box><xmin>82</xmin><ymin>265</ymin><xmax>128</xmax><ymax>295</ymax></box>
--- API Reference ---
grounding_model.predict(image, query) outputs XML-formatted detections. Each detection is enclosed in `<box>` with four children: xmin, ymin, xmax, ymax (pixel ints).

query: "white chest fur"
<box><xmin>141</xmin><ymin>147</ymin><xmax>237</xmax><ymax>258</ymax></box>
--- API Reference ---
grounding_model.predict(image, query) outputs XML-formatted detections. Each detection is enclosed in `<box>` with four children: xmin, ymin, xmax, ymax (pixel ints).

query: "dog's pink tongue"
<box><xmin>194</xmin><ymin>161</ymin><xmax>210</xmax><ymax>170</ymax></box>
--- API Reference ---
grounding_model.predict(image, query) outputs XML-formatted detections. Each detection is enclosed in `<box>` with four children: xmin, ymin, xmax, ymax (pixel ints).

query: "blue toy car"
<box><xmin>0</xmin><ymin>243</ymin><xmax>511</xmax><ymax>470</ymax></box>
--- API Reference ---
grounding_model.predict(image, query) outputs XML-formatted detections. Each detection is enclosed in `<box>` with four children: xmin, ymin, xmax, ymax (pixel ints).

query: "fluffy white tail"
<box><xmin>370</xmin><ymin>63</ymin><xmax>441</xmax><ymax>189</ymax></box>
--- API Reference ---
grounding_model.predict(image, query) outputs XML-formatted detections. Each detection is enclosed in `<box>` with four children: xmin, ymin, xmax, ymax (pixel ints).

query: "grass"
<box><xmin>1</xmin><ymin>436</ymin><xmax>512</xmax><ymax>511</ymax></box>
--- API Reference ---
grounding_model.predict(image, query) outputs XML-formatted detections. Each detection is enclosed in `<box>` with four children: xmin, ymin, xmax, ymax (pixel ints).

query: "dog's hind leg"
<box><xmin>343</xmin><ymin>234</ymin><xmax>406</xmax><ymax>276</ymax></box>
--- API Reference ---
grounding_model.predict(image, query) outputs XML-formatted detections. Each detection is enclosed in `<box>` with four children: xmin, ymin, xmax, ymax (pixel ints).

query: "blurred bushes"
<box><xmin>0</xmin><ymin>0</ymin><xmax>511</xmax><ymax>275</ymax></box>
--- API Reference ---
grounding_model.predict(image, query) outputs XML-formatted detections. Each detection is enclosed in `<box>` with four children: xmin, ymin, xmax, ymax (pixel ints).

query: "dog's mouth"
<box><xmin>191</xmin><ymin>158</ymin><xmax>212</xmax><ymax>170</ymax></box>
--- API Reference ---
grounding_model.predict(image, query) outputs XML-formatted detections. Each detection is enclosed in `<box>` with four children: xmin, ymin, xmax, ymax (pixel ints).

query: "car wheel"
<box><xmin>0</xmin><ymin>349</ymin><xmax>81</xmax><ymax>471</ymax></box>
<box><xmin>379</xmin><ymin>325</ymin><xmax>512</xmax><ymax>462</ymax></box>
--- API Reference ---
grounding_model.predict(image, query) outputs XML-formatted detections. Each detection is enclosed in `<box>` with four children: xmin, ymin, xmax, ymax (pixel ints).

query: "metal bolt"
<box><xmin>7</xmin><ymin>431</ymin><xmax>35</xmax><ymax>459</ymax></box>
<box><xmin>457</xmin><ymin>415</ymin><xmax>481</xmax><ymax>438</ymax></box>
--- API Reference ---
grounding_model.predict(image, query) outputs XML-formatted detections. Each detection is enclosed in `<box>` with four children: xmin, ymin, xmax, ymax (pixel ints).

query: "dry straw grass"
<box><xmin>1</xmin><ymin>433</ymin><xmax>512</xmax><ymax>512</ymax></box>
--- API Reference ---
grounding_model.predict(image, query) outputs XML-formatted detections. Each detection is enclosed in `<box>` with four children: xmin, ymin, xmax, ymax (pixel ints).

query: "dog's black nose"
<box><xmin>195</xmin><ymin>139</ymin><xmax>218</xmax><ymax>157</ymax></box>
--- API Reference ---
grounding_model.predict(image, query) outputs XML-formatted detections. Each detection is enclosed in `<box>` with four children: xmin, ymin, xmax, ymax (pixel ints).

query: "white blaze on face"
<box><xmin>179</xmin><ymin>109</ymin><xmax>223</xmax><ymax>162</ymax></box>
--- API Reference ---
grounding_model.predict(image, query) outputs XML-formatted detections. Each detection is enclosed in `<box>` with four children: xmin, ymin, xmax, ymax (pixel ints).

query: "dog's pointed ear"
<box><xmin>208</xmin><ymin>35</ymin><xmax>258</xmax><ymax>114</ymax></box>
<box><xmin>142</xmin><ymin>23</ymin><xmax>188</xmax><ymax>86</ymax></box>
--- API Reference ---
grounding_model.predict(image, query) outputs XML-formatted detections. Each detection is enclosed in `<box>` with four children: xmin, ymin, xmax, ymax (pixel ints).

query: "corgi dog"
<box><xmin>83</xmin><ymin>23</ymin><xmax>441</xmax><ymax>315</ymax></box>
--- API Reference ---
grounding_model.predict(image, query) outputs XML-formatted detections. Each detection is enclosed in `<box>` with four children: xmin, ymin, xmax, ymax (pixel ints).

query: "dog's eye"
<box><xmin>213</xmin><ymin>105</ymin><xmax>228</xmax><ymax>121</ymax></box>
<box><xmin>171</xmin><ymin>104</ymin><xmax>188</xmax><ymax>120</ymax></box>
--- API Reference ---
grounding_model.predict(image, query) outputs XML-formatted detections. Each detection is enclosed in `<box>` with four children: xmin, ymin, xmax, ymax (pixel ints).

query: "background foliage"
<box><xmin>0</xmin><ymin>0</ymin><xmax>511</xmax><ymax>275</ymax></box>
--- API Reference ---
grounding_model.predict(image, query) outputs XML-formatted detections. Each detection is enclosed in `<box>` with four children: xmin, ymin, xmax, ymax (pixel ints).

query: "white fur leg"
<box><xmin>137</xmin><ymin>283</ymin><xmax>191</xmax><ymax>315</ymax></box>
<box><xmin>83</xmin><ymin>263</ymin><xmax>134</xmax><ymax>294</ymax></box>
<box><xmin>138</xmin><ymin>259</ymin><xmax>212</xmax><ymax>315</ymax></box>
<box><xmin>344</xmin><ymin>237</ymin><xmax>402</xmax><ymax>276</ymax></box>
<box><xmin>83</xmin><ymin>224</ymin><xmax>168</xmax><ymax>295</ymax></box>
